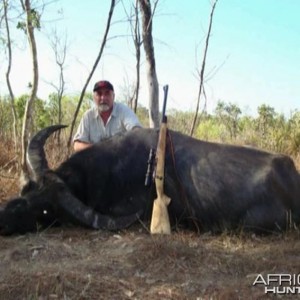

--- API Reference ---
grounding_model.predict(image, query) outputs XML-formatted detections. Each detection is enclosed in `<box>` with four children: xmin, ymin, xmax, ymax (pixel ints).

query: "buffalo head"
<box><xmin>0</xmin><ymin>125</ymin><xmax>139</xmax><ymax>235</ymax></box>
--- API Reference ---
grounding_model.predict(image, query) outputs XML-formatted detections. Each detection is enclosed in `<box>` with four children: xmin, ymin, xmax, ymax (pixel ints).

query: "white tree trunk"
<box><xmin>20</xmin><ymin>0</ymin><xmax>39</xmax><ymax>182</ymax></box>
<box><xmin>139</xmin><ymin>0</ymin><xmax>159</xmax><ymax>129</ymax></box>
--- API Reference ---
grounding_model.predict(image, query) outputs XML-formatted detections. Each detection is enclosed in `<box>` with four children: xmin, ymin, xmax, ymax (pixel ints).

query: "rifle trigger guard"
<box><xmin>155</xmin><ymin>175</ymin><xmax>164</xmax><ymax>181</ymax></box>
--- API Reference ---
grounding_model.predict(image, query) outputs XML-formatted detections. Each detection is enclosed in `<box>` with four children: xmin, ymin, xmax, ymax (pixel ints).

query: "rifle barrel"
<box><xmin>161</xmin><ymin>85</ymin><xmax>169</xmax><ymax>123</ymax></box>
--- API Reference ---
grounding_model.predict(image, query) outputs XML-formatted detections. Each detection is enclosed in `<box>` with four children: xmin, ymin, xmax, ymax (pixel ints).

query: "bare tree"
<box><xmin>48</xmin><ymin>28</ymin><xmax>67</xmax><ymax>125</ymax></box>
<box><xmin>20</xmin><ymin>0</ymin><xmax>40</xmax><ymax>182</ymax></box>
<box><xmin>120</xmin><ymin>0</ymin><xmax>142</xmax><ymax>113</ymax></box>
<box><xmin>189</xmin><ymin>0</ymin><xmax>218</xmax><ymax>136</ymax></box>
<box><xmin>138</xmin><ymin>0</ymin><xmax>159</xmax><ymax>129</ymax></box>
<box><xmin>43</xmin><ymin>28</ymin><xmax>68</xmax><ymax>146</ymax></box>
<box><xmin>2</xmin><ymin>0</ymin><xmax>18</xmax><ymax>153</ymax></box>
<box><xmin>130</xmin><ymin>0</ymin><xmax>142</xmax><ymax>113</ymax></box>
<box><xmin>67</xmin><ymin>0</ymin><xmax>115</xmax><ymax>147</ymax></box>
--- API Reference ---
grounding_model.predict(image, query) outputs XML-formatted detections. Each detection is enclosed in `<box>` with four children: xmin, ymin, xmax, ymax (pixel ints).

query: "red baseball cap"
<box><xmin>93</xmin><ymin>80</ymin><xmax>114</xmax><ymax>92</ymax></box>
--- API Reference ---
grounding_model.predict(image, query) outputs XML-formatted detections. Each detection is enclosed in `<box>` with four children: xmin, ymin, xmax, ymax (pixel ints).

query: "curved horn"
<box><xmin>27</xmin><ymin>125</ymin><xmax>68</xmax><ymax>180</ymax></box>
<box><xmin>57</xmin><ymin>188</ymin><xmax>140</xmax><ymax>230</ymax></box>
<box><xmin>46</xmin><ymin>172</ymin><xmax>140</xmax><ymax>231</ymax></box>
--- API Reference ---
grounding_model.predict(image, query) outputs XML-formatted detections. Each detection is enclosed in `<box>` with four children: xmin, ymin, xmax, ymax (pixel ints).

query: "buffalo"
<box><xmin>1</xmin><ymin>125</ymin><xmax>300</xmax><ymax>235</ymax></box>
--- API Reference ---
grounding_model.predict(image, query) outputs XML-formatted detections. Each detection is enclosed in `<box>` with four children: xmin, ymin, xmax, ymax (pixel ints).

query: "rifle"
<box><xmin>150</xmin><ymin>85</ymin><xmax>171</xmax><ymax>234</ymax></box>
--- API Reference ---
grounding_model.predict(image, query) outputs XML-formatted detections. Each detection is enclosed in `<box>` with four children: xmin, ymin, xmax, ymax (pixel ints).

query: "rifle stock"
<box><xmin>150</xmin><ymin>85</ymin><xmax>171</xmax><ymax>234</ymax></box>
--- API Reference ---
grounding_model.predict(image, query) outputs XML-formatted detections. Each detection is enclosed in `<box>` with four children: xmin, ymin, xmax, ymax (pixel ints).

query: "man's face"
<box><xmin>93</xmin><ymin>89</ymin><xmax>114</xmax><ymax>113</ymax></box>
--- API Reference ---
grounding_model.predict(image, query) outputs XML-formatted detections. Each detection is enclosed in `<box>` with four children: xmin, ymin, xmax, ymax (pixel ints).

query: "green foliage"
<box><xmin>58</xmin><ymin>94</ymin><xmax>92</xmax><ymax>126</ymax></box>
<box><xmin>238</xmin><ymin>115</ymin><xmax>257</xmax><ymax>145</ymax></box>
<box><xmin>0</xmin><ymin>96</ymin><xmax>14</xmax><ymax>139</ymax></box>
<box><xmin>136</xmin><ymin>105</ymin><xmax>149</xmax><ymax>127</ymax></box>
<box><xmin>1</xmin><ymin>92</ymin><xmax>300</xmax><ymax>160</ymax></box>
<box><xmin>168</xmin><ymin>109</ymin><xmax>194</xmax><ymax>135</ymax></box>
<box><xmin>286</xmin><ymin>110</ymin><xmax>300</xmax><ymax>155</ymax></box>
<box><xmin>15</xmin><ymin>94</ymin><xmax>52</xmax><ymax>131</ymax></box>
<box><xmin>251</xmin><ymin>105</ymin><xmax>289</xmax><ymax>152</ymax></box>
<box><xmin>17</xmin><ymin>8</ymin><xmax>41</xmax><ymax>33</ymax></box>
<box><xmin>10</xmin><ymin>93</ymin><xmax>91</xmax><ymax>134</ymax></box>
<box><xmin>256</xmin><ymin>104</ymin><xmax>276</xmax><ymax>138</ymax></box>
<box><xmin>15</xmin><ymin>94</ymin><xmax>27</xmax><ymax>118</ymax></box>
<box><xmin>215</xmin><ymin>101</ymin><xmax>241</xmax><ymax>139</ymax></box>
<box><xmin>35</xmin><ymin>98</ymin><xmax>52</xmax><ymax>129</ymax></box>
<box><xmin>29</xmin><ymin>9</ymin><xmax>41</xmax><ymax>29</ymax></box>
<box><xmin>168</xmin><ymin>101</ymin><xmax>300</xmax><ymax>158</ymax></box>
<box><xmin>16</xmin><ymin>21</ymin><xmax>26</xmax><ymax>33</ymax></box>
<box><xmin>195</xmin><ymin>115</ymin><xmax>225</xmax><ymax>141</ymax></box>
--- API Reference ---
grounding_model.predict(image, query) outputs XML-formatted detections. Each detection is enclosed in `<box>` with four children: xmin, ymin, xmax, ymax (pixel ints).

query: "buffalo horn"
<box><xmin>27</xmin><ymin>125</ymin><xmax>67</xmax><ymax>180</ymax></box>
<box><xmin>57</xmin><ymin>187</ymin><xmax>140</xmax><ymax>230</ymax></box>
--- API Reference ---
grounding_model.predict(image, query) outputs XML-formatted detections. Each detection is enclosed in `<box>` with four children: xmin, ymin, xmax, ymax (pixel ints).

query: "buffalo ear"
<box><xmin>20</xmin><ymin>180</ymin><xmax>38</xmax><ymax>196</ymax></box>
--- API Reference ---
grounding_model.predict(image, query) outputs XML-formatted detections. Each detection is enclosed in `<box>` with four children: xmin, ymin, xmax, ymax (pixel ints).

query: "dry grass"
<box><xmin>0</xmin><ymin>227</ymin><xmax>299</xmax><ymax>299</ymax></box>
<box><xmin>1</xmin><ymin>138</ymin><xmax>300</xmax><ymax>299</ymax></box>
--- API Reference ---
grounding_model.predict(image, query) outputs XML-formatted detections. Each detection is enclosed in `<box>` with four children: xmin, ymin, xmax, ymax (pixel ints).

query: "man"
<box><xmin>73</xmin><ymin>80</ymin><xmax>142</xmax><ymax>152</ymax></box>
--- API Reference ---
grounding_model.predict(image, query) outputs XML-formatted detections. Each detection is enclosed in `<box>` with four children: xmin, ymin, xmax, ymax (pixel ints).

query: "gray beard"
<box><xmin>98</xmin><ymin>104</ymin><xmax>110</xmax><ymax>113</ymax></box>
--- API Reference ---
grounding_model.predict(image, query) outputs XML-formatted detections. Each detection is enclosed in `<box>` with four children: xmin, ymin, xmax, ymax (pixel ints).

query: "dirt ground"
<box><xmin>0</xmin><ymin>226</ymin><xmax>299</xmax><ymax>300</ymax></box>
<box><xmin>0</xmin><ymin>176</ymin><xmax>300</xmax><ymax>300</ymax></box>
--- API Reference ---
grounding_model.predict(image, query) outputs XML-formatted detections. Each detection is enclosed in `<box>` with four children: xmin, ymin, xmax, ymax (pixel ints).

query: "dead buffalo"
<box><xmin>1</xmin><ymin>125</ymin><xmax>300</xmax><ymax>235</ymax></box>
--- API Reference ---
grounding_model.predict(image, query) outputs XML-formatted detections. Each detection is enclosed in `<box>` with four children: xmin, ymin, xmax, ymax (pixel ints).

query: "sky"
<box><xmin>1</xmin><ymin>0</ymin><xmax>299</xmax><ymax>117</ymax></box>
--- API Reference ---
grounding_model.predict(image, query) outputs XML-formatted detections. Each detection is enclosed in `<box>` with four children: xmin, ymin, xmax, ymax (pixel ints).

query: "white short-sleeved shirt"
<box><xmin>73</xmin><ymin>102</ymin><xmax>142</xmax><ymax>144</ymax></box>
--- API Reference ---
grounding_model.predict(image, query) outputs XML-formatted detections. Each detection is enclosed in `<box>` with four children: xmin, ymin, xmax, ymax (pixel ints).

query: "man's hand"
<box><xmin>73</xmin><ymin>141</ymin><xmax>92</xmax><ymax>152</ymax></box>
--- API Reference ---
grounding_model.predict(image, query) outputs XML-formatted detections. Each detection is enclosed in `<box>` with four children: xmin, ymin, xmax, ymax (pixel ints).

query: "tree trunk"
<box><xmin>133</xmin><ymin>0</ymin><xmax>141</xmax><ymax>113</ymax></box>
<box><xmin>20</xmin><ymin>0</ymin><xmax>39</xmax><ymax>182</ymax></box>
<box><xmin>48</xmin><ymin>28</ymin><xmax>67</xmax><ymax>144</ymax></box>
<box><xmin>190</xmin><ymin>0</ymin><xmax>218</xmax><ymax>136</ymax></box>
<box><xmin>138</xmin><ymin>0</ymin><xmax>159</xmax><ymax>129</ymax></box>
<box><xmin>3</xmin><ymin>0</ymin><xmax>18</xmax><ymax>153</ymax></box>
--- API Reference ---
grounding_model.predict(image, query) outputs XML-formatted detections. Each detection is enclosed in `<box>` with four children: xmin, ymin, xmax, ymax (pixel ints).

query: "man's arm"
<box><xmin>120</xmin><ymin>104</ymin><xmax>143</xmax><ymax>130</ymax></box>
<box><xmin>73</xmin><ymin>111</ymin><xmax>93</xmax><ymax>152</ymax></box>
<box><xmin>73</xmin><ymin>140</ymin><xmax>92</xmax><ymax>152</ymax></box>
